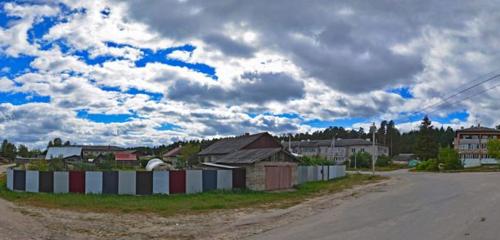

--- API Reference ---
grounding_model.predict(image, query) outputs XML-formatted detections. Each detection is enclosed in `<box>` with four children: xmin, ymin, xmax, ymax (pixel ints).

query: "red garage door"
<box><xmin>265</xmin><ymin>166</ymin><xmax>292</xmax><ymax>191</ymax></box>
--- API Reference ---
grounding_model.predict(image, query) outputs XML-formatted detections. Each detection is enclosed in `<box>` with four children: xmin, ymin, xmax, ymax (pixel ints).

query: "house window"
<box><xmin>351</xmin><ymin>148</ymin><xmax>356</xmax><ymax>153</ymax></box>
<box><xmin>361</xmin><ymin>148</ymin><xmax>365</xmax><ymax>152</ymax></box>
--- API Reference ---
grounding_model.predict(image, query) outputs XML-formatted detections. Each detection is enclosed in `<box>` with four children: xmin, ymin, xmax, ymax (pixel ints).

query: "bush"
<box><xmin>298</xmin><ymin>156</ymin><xmax>332</xmax><ymax>166</ymax></box>
<box><xmin>48</xmin><ymin>158</ymin><xmax>65</xmax><ymax>171</ymax></box>
<box><xmin>140</xmin><ymin>158</ymin><xmax>149</xmax><ymax>168</ymax></box>
<box><xmin>438</xmin><ymin>147</ymin><xmax>463</xmax><ymax>170</ymax></box>
<box><xmin>349</xmin><ymin>152</ymin><xmax>372</xmax><ymax>168</ymax></box>
<box><xmin>376</xmin><ymin>155</ymin><xmax>391</xmax><ymax>167</ymax></box>
<box><xmin>416</xmin><ymin>159</ymin><xmax>439</xmax><ymax>171</ymax></box>
<box><xmin>27</xmin><ymin>160</ymin><xmax>49</xmax><ymax>171</ymax></box>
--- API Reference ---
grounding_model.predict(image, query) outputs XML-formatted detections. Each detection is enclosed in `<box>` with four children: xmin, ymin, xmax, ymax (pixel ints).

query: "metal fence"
<box><xmin>6</xmin><ymin>169</ymin><xmax>242</xmax><ymax>195</ymax></box>
<box><xmin>297</xmin><ymin>165</ymin><xmax>346</xmax><ymax>184</ymax></box>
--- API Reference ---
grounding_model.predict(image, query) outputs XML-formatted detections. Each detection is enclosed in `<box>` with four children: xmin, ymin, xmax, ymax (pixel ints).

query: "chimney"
<box><xmin>244</xmin><ymin>133</ymin><xmax>250</xmax><ymax>136</ymax></box>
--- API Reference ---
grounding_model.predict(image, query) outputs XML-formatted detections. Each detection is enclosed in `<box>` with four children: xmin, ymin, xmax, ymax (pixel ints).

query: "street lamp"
<box><xmin>370</xmin><ymin>123</ymin><xmax>377</xmax><ymax>175</ymax></box>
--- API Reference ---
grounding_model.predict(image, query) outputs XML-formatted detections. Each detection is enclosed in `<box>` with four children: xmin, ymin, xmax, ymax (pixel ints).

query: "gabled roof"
<box><xmin>163</xmin><ymin>146</ymin><xmax>182</xmax><ymax>157</ymax></box>
<box><xmin>286</xmin><ymin>138</ymin><xmax>377</xmax><ymax>148</ymax></box>
<box><xmin>199</xmin><ymin>132</ymin><xmax>269</xmax><ymax>155</ymax></box>
<box><xmin>114</xmin><ymin>152</ymin><xmax>137</xmax><ymax>161</ymax></box>
<box><xmin>46</xmin><ymin>147</ymin><xmax>82</xmax><ymax>160</ymax></box>
<box><xmin>76</xmin><ymin>145</ymin><xmax>125</xmax><ymax>151</ymax></box>
<box><xmin>215</xmin><ymin>148</ymin><xmax>283</xmax><ymax>164</ymax></box>
<box><xmin>456</xmin><ymin>126</ymin><xmax>500</xmax><ymax>133</ymax></box>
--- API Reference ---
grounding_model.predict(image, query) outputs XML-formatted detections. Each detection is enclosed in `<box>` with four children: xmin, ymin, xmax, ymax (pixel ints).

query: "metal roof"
<box><xmin>215</xmin><ymin>148</ymin><xmax>283</xmax><ymax>164</ymax></box>
<box><xmin>45</xmin><ymin>147</ymin><xmax>82</xmax><ymax>160</ymax></box>
<box><xmin>163</xmin><ymin>146</ymin><xmax>182</xmax><ymax>157</ymax></box>
<box><xmin>198</xmin><ymin>132</ymin><xmax>268</xmax><ymax>155</ymax></box>
<box><xmin>114</xmin><ymin>152</ymin><xmax>137</xmax><ymax>161</ymax></box>
<box><xmin>285</xmin><ymin>138</ymin><xmax>377</xmax><ymax>148</ymax></box>
<box><xmin>456</xmin><ymin>126</ymin><xmax>500</xmax><ymax>133</ymax></box>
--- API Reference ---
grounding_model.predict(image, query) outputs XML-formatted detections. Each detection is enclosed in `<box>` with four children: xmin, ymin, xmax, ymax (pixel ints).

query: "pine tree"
<box><xmin>415</xmin><ymin>116</ymin><xmax>439</xmax><ymax>160</ymax></box>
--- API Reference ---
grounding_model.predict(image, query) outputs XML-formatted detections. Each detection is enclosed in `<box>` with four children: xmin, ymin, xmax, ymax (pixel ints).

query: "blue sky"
<box><xmin>2</xmin><ymin>0</ymin><xmax>498</xmax><ymax>147</ymax></box>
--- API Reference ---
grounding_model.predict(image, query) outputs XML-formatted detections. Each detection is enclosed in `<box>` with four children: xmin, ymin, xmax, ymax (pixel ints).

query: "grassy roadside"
<box><xmin>348</xmin><ymin>164</ymin><xmax>408</xmax><ymax>172</ymax></box>
<box><xmin>0</xmin><ymin>173</ymin><xmax>386</xmax><ymax>217</ymax></box>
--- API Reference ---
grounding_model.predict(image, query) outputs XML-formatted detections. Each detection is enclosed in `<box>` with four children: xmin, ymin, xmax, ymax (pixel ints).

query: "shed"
<box><xmin>199</xmin><ymin>132</ymin><xmax>297</xmax><ymax>191</ymax></box>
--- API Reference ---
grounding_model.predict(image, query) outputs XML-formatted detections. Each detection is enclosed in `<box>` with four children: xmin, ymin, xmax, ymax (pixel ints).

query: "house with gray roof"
<box><xmin>45</xmin><ymin>146</ymin><xmax>83</xmax><ymax>161</ymax></box>
<box><xmin>285</xmin><ymin>138</ymin><xmax>389</xmax><ymax>163</ymax></box>
<box><xmin>198</xmin><ymin>132</ymin><xmax>297</xmax><ymax>191</ymax></box>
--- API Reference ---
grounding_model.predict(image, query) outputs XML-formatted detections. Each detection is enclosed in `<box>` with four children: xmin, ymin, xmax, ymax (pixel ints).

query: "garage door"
<box><xmin>265</xmin><ymin>166</ymin><xmax>292</xmax><ymax>190</ymax></box>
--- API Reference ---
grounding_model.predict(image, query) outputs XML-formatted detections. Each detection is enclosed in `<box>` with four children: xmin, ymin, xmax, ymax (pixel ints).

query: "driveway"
<box><xmin>249</xmin><ymin>170</ymin><xmax>500</xmax><ymax>240</ymax></box>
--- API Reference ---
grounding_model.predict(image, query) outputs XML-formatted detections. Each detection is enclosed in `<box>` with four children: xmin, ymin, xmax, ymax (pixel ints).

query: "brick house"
<box><xmin>198</xmin><ymin>132</ymin><xmax>297</xmax><ymax>191</ymax></box>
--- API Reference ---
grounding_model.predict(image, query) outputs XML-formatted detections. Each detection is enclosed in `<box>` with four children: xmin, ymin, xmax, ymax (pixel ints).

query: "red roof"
<box><xmin>163</xmin><ymin>146</ymin><xmax>182</xmax><ymax>157</ymax></box>
<box><xmin>114</xmin><ymin>152</ymin><xmax>137</xmax><ymax>161</ymax></box>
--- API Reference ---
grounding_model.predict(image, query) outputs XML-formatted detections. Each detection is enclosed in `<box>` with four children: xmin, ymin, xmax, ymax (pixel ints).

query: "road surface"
<box><xmin>250</xmin><ymin>170</ymin><xmax>500</xmax><ymax>240</ymax></box>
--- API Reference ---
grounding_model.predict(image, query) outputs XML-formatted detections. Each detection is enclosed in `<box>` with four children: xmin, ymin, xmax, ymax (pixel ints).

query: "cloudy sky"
<box><xmin>1</xmin><ymin>0</ymin><xmax>500</xmax><ymax>148</ymax></box>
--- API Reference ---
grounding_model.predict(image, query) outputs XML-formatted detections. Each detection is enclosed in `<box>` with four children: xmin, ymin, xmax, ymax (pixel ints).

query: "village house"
<box><xmin>114</xmin><ymin>151</ymin><xmax>138</xmax><ymax>166</ymax></box>
<box><xmin>198</xmin><ymin>132</ymin><xmax>298</xmax><ymax>191</ymax></box>
<box><xmin>75</xmin><ymin>145</ymin><xmax>125</xmax><ymax>158</ymax></box>
<box><xmin>454</xmin><ymin>125</ymin><xmax>500</xmax><ymax>168</ymax></box>
<box><xmin>285</xmin><ymin>138</ymin><xmax>389</xmax><ymax>163</ymax></box>
<box><xmin>45</xmin><ymin>146</ymin><xmax>83</xmax><ymax>161</ymax></box>
<box><xmin>163</xmin><ymin>146</ymin><xmax>182</xmax><ymax>164</ymax></box>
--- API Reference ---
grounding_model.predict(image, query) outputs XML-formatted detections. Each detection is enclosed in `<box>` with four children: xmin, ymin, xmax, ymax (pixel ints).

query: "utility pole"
<box><xmin>371</xmin><ymin>123</ymin><xmax>377</xmax><ymax>175</ymax></box>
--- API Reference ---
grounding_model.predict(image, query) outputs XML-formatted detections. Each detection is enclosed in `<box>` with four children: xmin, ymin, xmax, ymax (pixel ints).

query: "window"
<box><xmin>361</xmin><ymin>148</ymin><xmax>365</xmax><ymax>152</ymax></box>
<box><xmin>351</xmin><ymin>148</ymin><xmax>356</xmax><ymax>153</ymax></box>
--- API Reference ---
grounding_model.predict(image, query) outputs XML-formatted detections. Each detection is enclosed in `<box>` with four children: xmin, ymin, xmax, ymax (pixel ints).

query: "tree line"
<box><xmin>0</xmin><ymin>116</ymin><xmax>455</xmax><ymax>162</ymax></box>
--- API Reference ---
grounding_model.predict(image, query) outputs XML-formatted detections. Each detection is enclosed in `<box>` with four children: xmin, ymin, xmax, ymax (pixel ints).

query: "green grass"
<box><xmin>347</xmin><ymin>164</ymin><xmax>408</xmax><ymax>172</ymax></box>
<box><xmin>0</xmin><ymin>174</ymin><xmax>385</xmax><ymax>217</ymax></box>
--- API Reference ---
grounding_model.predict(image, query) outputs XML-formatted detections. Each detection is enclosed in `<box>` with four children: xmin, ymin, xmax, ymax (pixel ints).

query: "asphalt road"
<box><xmin>250</xmin><ymin>170</ymin><xmax>500</xmax><ymax>240</ymax></box>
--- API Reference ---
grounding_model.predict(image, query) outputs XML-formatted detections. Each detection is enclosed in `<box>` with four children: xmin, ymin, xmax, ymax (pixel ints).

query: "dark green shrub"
<box><xmin>376</xmin><ymin>155</ymin><xmax>391</xmax><ymax>167</ymax></box>
<box><xmin>349</xmin><ymin>152</ymin><xmax>372</xmax><ymax>168</ymax></box>
<box><xmin>438</xmin><ymin>147</ymin><xmax>463</xmax><ymax>170</ymax></box>
<box><xmin>298</xmin><ymin>156</ymin><xmax>332</xmax><ymax>166</ymax></box>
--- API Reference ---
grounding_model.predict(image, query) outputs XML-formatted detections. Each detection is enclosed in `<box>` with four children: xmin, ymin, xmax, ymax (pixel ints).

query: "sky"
<box><xmin>1</xmin><ymin>0</ymin><xmax>499</xmax><ymax>148</ymax></box>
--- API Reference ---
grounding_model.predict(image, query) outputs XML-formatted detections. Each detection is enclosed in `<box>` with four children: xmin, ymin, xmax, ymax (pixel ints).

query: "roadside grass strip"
<box><xmin>0</xmin><ymin>173</ymin><xmax>386</xmax><ymax>217</ymax></box>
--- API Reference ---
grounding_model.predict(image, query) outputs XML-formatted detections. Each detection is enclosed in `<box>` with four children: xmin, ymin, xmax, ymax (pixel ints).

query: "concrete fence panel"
<box><xmin>202</xmin><ymin>170</ymin><xmax>217</xmax><ymax>192</ymax></box>
<box><xmin>85</xmin><ymin>171</ymin><xmax>103</xmax><ymax>194</ymax></box>
<box><xmin>153</xmin><ymin>171</ymin><xmax>169</xmax><ymax>194</ymax></box>
<box><xmin>13</xmin><ymin>170</ymin><xmax>26</xmax><ymax>191</ymax></box>
<box><xmin>169</xmin><ymin>170</ymin><xmax>186</xmax><ymax>194</ymax></box>
<box><xmin>186</xmin><ymin>170</ymin><xmax>203</xmax><ymax>194</ymax></box>
<box><xmin>102</xmin><ymin>171</ymin><xmax>118</xmax><ymax>194</ymax></box>
<box><xmin>118</xmin><ymin>171</ymin><xmax>136</xmax><ymax>195</ymax></box>
<box><xmin>53</xmin><ymin>171</ymin><xmax>69</xmax><ymax>193</ymax></box>
<box><xmin>216</xmin><ymin>170</ymin><xmax>232</xmax><ymax>190</ymax></box>
<box><xmin>7</xmin><ymin>168</ymin><xmax>13</xmax><ymax>191</ymax></box>
<box><xmin>25</xmin><ymin>171</ymin><xmax>39</xmax><ymax>193</ymax></box>
<box><xmin>39</xmin><ymin>171</ymin><xmax>53</xmax><ymax>193</ymax></box>
<box><xmin>136</xmin><ymin>171</ymin><xmax>153</xmax><ymax>195</ymax></box>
